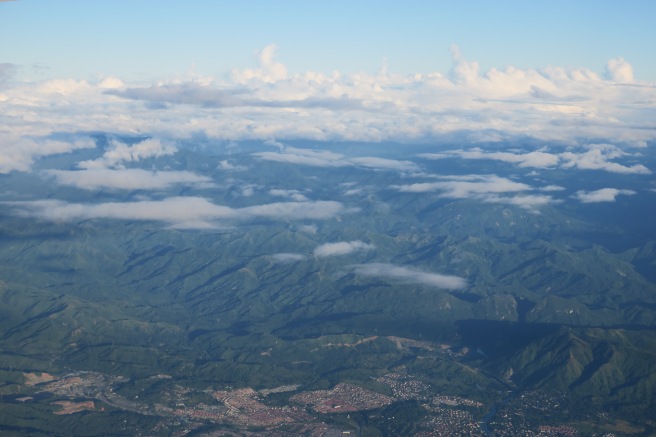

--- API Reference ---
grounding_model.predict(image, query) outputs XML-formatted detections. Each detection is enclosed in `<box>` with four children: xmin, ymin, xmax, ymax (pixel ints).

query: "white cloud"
<box><xmin>394</xmin><ymin>174</ymin><xmax>559</xmax><ymax>211</ymax></box>
<box><xmin>218</xmin><ymin>160</ymin><xmax>247</xmax><ymax>171</ymax></box>
<box><xmin>422</xmin><ymin>144</ymin><xmax>651</xmax><ymax>175</ymax></box>
<box><xmin>483</xmin><ymin>194</ymin><xmax>559</xmax><ymax>210</ymax></box>
<box><xmin>4</xmin><ymin>197</ymin><xmax>345</xmax><ymax>229</ymax></box>
<box><xmin>253</xmin><ymin>145</ymin><xmax>419</xmax><ymax>172</ymax></box>
<box><xmin>271</xmin><ymin>253</ymin><xmax>306</xmax><ymax>263</ymax></box>
<box><xmin>349</xmin><ymin>156</ymin><xmax>419</xmax><ymax>172</ymax></box>
<box><xmin>540</xmin><ymin>185</ymin><xmax>566</xmax><ymax>192</ymax></box>
<box><xmin>353</xmin><ymin>263</ymin><xmax>467</xmax><ymax>290</ymax></box>
<box><xmin>269</xmin><ymin>189</ymin><xmax>309</xmax><ymax>202</ymax></box>
<box><xmin>560</xmin><ymin>144</ymin><xmax>650</xmax><ymax>174</ymax></box>
<box><xmin>78</xmin><ymin>138</ymin><xmax>176</xmax><ymax>169</ymax></box>
<box><xmin>298</xmin><ymin>224</ymin><xmax>318</xmax><ymax>234</ymax></box>
<box><xmin>395</xmin><ymin>175</ymin><xmax>530</xmax><ymax>197</ymax></box>
<box><xmin>0</xmin><ymin>136</ymin><xmax>95</xmax><ymax>174</ymax></box>
<box><xmin>573</xmin><ymin>188</ymin><xmax>637</xmax><ymax>203</ymax></box>
<box><xmin>1</xmin><ymin>46</ymin><xmax>655</xmax><ymax>176</ymax></box>
<box><xmin>43</xmin><ymin>168</ymin><xmax>213</xmax><ymax>191</ymax></box>
<box><xmin>313</xmin><ymin>241</ymin><xmax>375</xmax><ymax>257</ymax></box>
<box><xmin>449</xmin><ymin>45</ymin><xmax>479</xmax><ymax>85</ymax></box>
<box><xmin>604</xmin><ymin>57</ymin><xmax>634</xmax><ymax>83</ymax></box>
<box><xmin>420</xmin><ymin>148</ymin><xmax>560</xmax><ymax>168</ymax></box>
<box><xmin>232</xmin><ymin>44</ymin><xmax>288</xmax><ymax>83</ymax></box>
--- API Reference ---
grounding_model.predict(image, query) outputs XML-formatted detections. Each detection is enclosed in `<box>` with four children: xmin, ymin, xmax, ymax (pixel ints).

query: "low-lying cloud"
<box><xmin>44</xmin><ymin>168</ymin><xmax>213</xmax><ymax>191</ymax></box>
<box><xmin>573</xmin><ymin>188</ymin><xmax>637</xmax><ymax>203</ymax></box>
<box><xmin>421</xmin><ymin>143</ymin><xmax>651</xmax><ymax>175</ymax></box>
<box><xmin>4</xmin><ymin>197</ymin><xmax>345</xmax><ymax>229</ymax></box>
<box><xmin>314</xmin><ymin>241</ymin><xmax>375</xmax><ymax>257</ymax></box>
<box><xmin>395</xmin><ymin>175</ymin><xmax>530</xmax><ymax>197</ymax></box>
<box><xmin>254</xmin><ymin>146</ymin><xmax>419</xmax><ymax>172</ymax></box>
<box><xmin>394</xmin><ymin>174</ymin><xmax>559</xmax><ymax>210</ymax></box>
<box><xmin>78</xmin><ymin>138</ymin><xmax>176</xmax><ymax>170</ymax></box>
<box><xmin>353</xmin><ymin>263</ymin><xmax>467</xmax><ymax>290</ymax></box>
<box><xmin>271</xmin><ymin>253</ymin><xmax>306</xmax><ymax>263</ymax></box>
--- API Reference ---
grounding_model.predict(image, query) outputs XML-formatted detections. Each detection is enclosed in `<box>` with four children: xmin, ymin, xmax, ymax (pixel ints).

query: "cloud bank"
<box><xmin>2</xmin><ymin>45</ymin><xmax>655</xmax><ymax>176</ymax></box>
<box><xmin>4</xmin><ymin>197</ymin><xmax>345</xmax><ymax>229</ymax></box>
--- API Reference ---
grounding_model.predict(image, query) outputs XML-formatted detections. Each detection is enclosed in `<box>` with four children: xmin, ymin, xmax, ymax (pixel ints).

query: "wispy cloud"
<box><xmin>573</xmin><ymin>188</ymin><xmax>637</xmax><ymax>203</ymax></box>
<box><xmin>394</xmin><ymin>174</ymin><xmax>558</xmax><ymax>211</ymax></box>
<box><xmin>254</xmin><ymin>145</ymin><xmax>419</xmax><ymax>172</ymax></box>
<box><xmin>353</xmin><ymin>263</ymin><xmax>467</xmax><ymax>290</ymax></box>
<box><xmin>4</xmin><ymin>197</ymin><xmax>345</xmax><ymax>229</ymax></box>
<box><xmin>420</xmin><ymin>148</ymin><xmax>560</xmax><ymax>168</ymax></box>
<box><xmin>395</xmin><ymin>175</ymin><xmax>530</xmax><ymax>197</ymax></box>
<box><xmin>313</xmin><ymin>241</ymin><xmax>375</xmax><ymax>257</ymax></box>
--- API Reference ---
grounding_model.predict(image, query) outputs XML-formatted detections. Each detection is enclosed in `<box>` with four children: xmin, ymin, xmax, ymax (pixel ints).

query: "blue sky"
<box><xmin>2</xmin><ymin>0</ymin><xmax>655</xmax><ymax>81</ymax></box>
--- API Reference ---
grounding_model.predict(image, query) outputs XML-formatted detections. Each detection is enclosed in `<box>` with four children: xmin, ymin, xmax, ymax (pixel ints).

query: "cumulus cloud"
<box><xmin>604</xmin><ymin>57</ymin><xmax>634</xmax><ymax>83</ymax></box>
<box><xmin>43</xmin><ymin>168</ymin><xmax>213</xmax><ymax>191</ymax></box>
<box><xmin>313</xmin><ymin>241</ymin><xmax>375</xmax><ymax>257</ymax></box>
<box><xmin>233</xmin><ymin>44</ymin><xmax>288</xmax><ymax>83</ymax></box>
<box><xmin>573</xmin><ymin>188</ymin><xmax>637</xmax><ymax>203</ymax></box>
<box><xmin>353</xmin><ymin>263</ymin><xmax>467</xmax><ymax>290</ymax></box>
<box><xmin>78</xmin><ymin>138</ymin><xmax>176</xmax><ymax>169</ymax></box>
<box><xmin>1</xmin><ymin>46</ymin><xmax>655</xmax><ymax>177</ymax></box>
<box><xmin>4</xmin><ymin>197</ymin><xmax>345</xmax><ymax>229</ymax></box>
<box><xmin>449</xmin><ymin>45</ymin><xmax>479</xmax><ymax>85</ymax></box>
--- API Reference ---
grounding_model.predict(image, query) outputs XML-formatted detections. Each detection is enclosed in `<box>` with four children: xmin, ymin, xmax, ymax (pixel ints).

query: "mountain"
<box><xmin>1</xmin><ymin>139</ymin><xmax>655</xmax><ymax>435</ymax></box>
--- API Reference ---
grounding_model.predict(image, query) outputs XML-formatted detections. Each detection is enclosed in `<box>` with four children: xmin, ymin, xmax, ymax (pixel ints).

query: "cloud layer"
<box><xmin>2</xmin><ymin>45</ymin><xmax>655</xmax><ymax>175</ymax></box>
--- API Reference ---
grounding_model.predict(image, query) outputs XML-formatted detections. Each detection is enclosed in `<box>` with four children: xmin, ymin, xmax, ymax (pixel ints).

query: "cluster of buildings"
<box><xmin>291</xmin><ymin>382</ymin><xmax>394</xmax><ymax>413</ymax></box>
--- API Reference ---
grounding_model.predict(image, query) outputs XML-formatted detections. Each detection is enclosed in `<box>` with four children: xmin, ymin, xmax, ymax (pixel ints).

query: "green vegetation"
<box><xmin>1</xmin><ymin>141</ymin><xmax>656</xmax><ymax>433</ymax></box>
